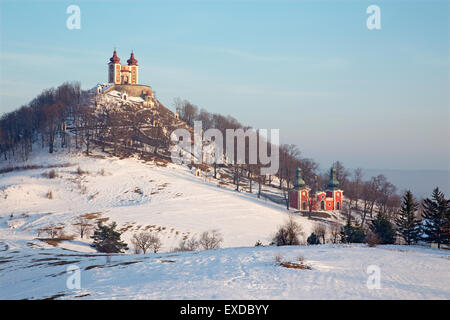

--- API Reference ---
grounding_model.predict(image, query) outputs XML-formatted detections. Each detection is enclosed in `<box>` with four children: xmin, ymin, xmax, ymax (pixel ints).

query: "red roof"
<box><xmin>109</xmin><ymin>50</ymin><xmax>120</xmax><ymax>64</ymax></box>
<box><xmin>127</xmin><ymin>52</ymin><xmax>138</xmax><ymax>66</ymax></box>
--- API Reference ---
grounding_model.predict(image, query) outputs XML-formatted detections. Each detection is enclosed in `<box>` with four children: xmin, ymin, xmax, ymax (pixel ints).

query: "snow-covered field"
<box><xmin>1</xmin><ymin>149</ymin><xmax>449</xmax><ymax>300</ymax></box>
<box><xmin>1</xmin><ymin>242</ymin><xmax>448</xmax><ymax>299</ymax></box>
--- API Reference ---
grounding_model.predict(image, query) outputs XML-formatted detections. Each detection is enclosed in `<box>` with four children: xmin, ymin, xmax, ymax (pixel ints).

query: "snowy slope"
<box><xmin>2</xmin><ymin>149</ymin><xmax>449</xmax><ymax>300</ymax></box>
<box><xmin>0</xmin><ymin>242</ymin><xmax>449</xmax><ymax>300</ymax></box>
<box><xmin>0</xmin><ymin>148</ymin><xmax>316</xmax><ymax>252</ymax></box>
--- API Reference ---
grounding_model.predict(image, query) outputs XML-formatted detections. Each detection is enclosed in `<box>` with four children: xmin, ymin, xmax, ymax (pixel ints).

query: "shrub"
<box><xmin>313</xmin><ymin>224</ymin><xmax>327</xmax><ymax>244</ymax></box>
<box><xmin>369</xmin><ymin>213</ymin><xmax>396</xmax><ymax>244</ymax></box>
<box><xmin>366</xmin><ymin>231</ymin><xmax>381</xmax><ymax>247</ymax></box>
<box><xmin>272</xmin><ymin>215</ymin><xmax>304</xmax><ymax>246</ymax></box>
<box><xmin>255</xmin><ymin>240</ymin><xmax>263</xmax><ymax>247</ymax></box>
<box><xmin>340</xmin><ymin>220</ymin><xmax>366</xmax><ymax>243</ymax></box>
<box><xmin>173</xmin><ymin>237</ymin><xmax>200</xmax><ymax>252</ymax></box>
<box><xmin>38</xmin><ymin>224</ymin><xmax>64</xmax><ymax>239</ymax></box>
<box><xmin>274</xmin><ymin>253</ymin><xmax>283</xmax><ymax>264</ymax></box>
<box><xmin>307</xmin><ymin>232</ymin><xmax>320</xmax><ymax>245</ymax></box>
<box><xmin>76</xmin><ymin>167</ymin><xmax>88</xmax><ymax>175</ymax></box>
<box><xmin>42</xmin><ymin>169</ymin><xmax>57</xmax><ymax>179</ymax></box>
<box><xmin>329</xmin><ymin>222</ymin><xmax>341</xmax><ymax>244</ymax></box>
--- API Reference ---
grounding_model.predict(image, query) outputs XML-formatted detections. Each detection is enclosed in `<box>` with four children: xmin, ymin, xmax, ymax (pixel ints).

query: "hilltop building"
<box><xmin>108</xmin><ymin>50</ymin><xmax>139</xmax><ymax>85</ymax></box>
<box><xmin>98</xmin><ymin>50</ymin><xmax>154</xmax><ymax>104</ymax></box>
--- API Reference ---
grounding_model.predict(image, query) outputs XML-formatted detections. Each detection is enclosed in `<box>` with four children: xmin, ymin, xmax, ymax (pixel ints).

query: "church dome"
<box><xmin>109</xmin><ymin>49</ymin><xmax>120</xmax><ymax>63</ymax></box>
<box><xmin>127</xmin><ymin>52</ymin><xmax>138</xmax><ymax>66</ymax></box>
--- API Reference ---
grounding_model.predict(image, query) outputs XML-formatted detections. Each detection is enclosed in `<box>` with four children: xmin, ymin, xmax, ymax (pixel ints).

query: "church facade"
<box><xmin>108</xmin><ymin>50</ymin><xmax>139</xmax><ymax>85</ymax></box>
<box><xmin>289</xmin><ymin>167</ymin><xmax>343</xmax><ymax>211</ymax></box>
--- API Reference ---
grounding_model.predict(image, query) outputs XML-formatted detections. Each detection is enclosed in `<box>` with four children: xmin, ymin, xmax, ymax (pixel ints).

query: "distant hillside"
<box><xmin>361</xmin><ymin>168</ymin><xmax>450</xmax><ymax>199</ymax></box>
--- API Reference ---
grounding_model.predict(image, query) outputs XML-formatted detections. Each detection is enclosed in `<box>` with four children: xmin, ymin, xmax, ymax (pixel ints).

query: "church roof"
<box><xmin>127</xmin><ymin>52</ymin><xmax>138</xmax><ymax>66</ymax></box>
<box><xmin>109</xmin><ymin>49</ymin><xmax>120</xmax><ymax>63</ymax></box>
<box><xmin>293</xmin><ymin>167</ymin><xmax>306</xmax><ymax>190</ymax></box>
<box><xmin>327</xmin><ymin>167</ymin><xmax>340</xmax><ymax>190</ymax></box>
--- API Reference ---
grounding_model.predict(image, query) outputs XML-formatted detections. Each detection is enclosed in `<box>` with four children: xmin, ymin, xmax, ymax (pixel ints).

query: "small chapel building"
<box><xmin>289</xmin><ymin>167</ymin><xmax>343</xmax><ymax>211</ymax></box>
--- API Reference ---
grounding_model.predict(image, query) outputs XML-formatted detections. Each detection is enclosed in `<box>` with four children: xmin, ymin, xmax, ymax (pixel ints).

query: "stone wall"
<box><xmin>104</xmin><ymin>84</ymin><xmax>152</xmax><ymax>98</ymax></box>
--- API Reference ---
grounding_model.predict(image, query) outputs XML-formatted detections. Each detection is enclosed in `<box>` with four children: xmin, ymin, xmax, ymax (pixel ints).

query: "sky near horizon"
<box><xmin>0</xmin><ymin>0</ymin><xmax>449</xmax><ymax>172</ymax></box>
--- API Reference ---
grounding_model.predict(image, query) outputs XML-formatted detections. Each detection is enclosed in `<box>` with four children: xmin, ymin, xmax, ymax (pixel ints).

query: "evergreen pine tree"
<box><xmin>422</xmin><ymin>188</ymin><xmax>450</xmax><ymax>249</ymax></box>
<box><xmin>369</xmin><ymin>213</ymin><xmax>396</xmax><ymax>244</ymax></box>
<box><xmin>340</xmin><ymin>218</ymin><xmax>366</xmax><ymax>243</ymax></box>
<box><xmin>91</xmin><ymin>221</ymin><xmax>129</xmax><ymax>253</ymax></box>
<box><xmin>395</xmin><ymin>190</ymin><xmax>421</xmax><ymax>245</ymax></box>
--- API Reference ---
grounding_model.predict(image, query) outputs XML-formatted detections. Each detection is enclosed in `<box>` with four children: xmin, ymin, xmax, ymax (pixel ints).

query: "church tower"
<box><xmin>289</xmin><ymin>167</ymin><xmax>310</xmax><ymax>210</ymax></box>
<box><xmin>325</xmin><ymin>167</ymin><xmax>343</xmax><ymax>210</ymax></box>
<box><xmin>127</xmin><ymin>52</ymin><xmax>139</xmax><ymax>84</ymax></box>
<box><xmin>108</xmin><ymin>49</ymin><xmax>121</xmax><ymax>84</ymax></box>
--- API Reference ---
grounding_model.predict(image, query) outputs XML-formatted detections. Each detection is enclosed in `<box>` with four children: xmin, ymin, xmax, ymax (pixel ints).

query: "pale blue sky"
<box><xmin>0</xmin><ymin>0</ymin><xmax>449</xmax><ymax>171</ymax></box>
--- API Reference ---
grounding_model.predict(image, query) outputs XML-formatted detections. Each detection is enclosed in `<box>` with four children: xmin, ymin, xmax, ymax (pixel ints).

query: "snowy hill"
<box><xmin>0</xmin><ymin>148</ymin><xmax>318</xmax><ymax>252</ymax></box>
<box><xmin>1</xmin><ymin>241</ymin><xmax>449</xmax><ymax>300</ymax></box>
<box><xmin>1</xmin><ymin>148</ymin><xmax>449</xmax><ymax>300</ymax></box>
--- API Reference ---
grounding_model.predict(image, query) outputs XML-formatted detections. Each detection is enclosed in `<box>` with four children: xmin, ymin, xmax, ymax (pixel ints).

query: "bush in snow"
<box><xmin>365</xmin><ymin>230</ymin><xmax>381</xmax><ymax>247</ymax></box>
<box><xmin>173</xmin><ymin>236</ymin><xmax>200</xmax><ymax>252</ymax></box>
<box><xmin>313</xmin><ymin>224</ymin><xmax>327</xmax><ymax>244</ymax></box>
<box><xmin>91</xmin><ymin>221</ymin><xmax>128</xmax><ymax>253</ymax></box>
<box><xmin>307</xmin><ymin>232</ymin><xmax>320</xmax><ymax>245</ymax></box>
<box><xmin>340</xmin><ymin>219</ymin><xmax>366</xmax><ymax>244</ymax></box>
<box><xmin>76</xmin><ymin>166</ymin><xmax>88</xmax><ymax>176</ymax></box>
<box><xmin>199</xmin><ymin>230</ymin><xmax>223</xmax><ymax>250</ymax></box>
<box><xmin>254</xmin><ymin>240</ymin><xmax>263</xmax><ymax>247</ymax></box>
<box><xmin>38</xmin><ymin>223</ymin><xmax>64</xmax><ymax>239</ymax></box>
<box><xmin>42</xmin><ymin>169</ymin><xmax>57</xmax><ymax>179</ymax></box>
<box><xmin>272</xmin><ymin>215</ymin><xmax>304</xmax><ymax>246</ymax></box>
<box><xmin>369</xmin><ymin>213</ymin><xmax>396</xmax><ymax>244</ymax></box>
<box><xmin>329</xmin><ymin>222</ymin><xmax>341</xmax><ymax>244</ymax></box>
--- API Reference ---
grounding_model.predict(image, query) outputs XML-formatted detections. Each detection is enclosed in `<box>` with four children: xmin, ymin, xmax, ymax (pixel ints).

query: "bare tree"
<box><xmin>38</xmin><ymin>223</ymin><xmax>65</xmax><ymax>239</ymax></box>
<box><xmin>72</xmin><ymin>216</ymin><xmax>93</xmax><ymax>239</ymax></box>
<box><xmin>199</xmin><ymin>230</ymin><xmax>223</xmax><ymax>250</ymax></box>
<box><xmin>272</xmin><ymin>215</ymin><xmax>304</xmax><ymax>246</ymax></box>
<box><xmin>313</xmin><ymin>224</ymin><xmax>327</xmax><ymax>244</ymax></box>
<box><xmin>329</xmin><ymin>222</ymin><xmax>341</xmax><ymax>244</ymax></box>
<box><xmin>173</xmin><ymin>236</ymin><xmax>200</xmax><ymax>252</ymax></box>
<box><xmin>131</xmin><ymin>232</ymin><xmax>162</xmax><ymax>254</ymax></box>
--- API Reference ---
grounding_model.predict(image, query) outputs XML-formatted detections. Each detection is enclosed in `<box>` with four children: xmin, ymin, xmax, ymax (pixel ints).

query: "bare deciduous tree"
<box><xmin>72</xmin><ymin>216</ymin><xmax>93</xmax><ymax>239</ymax></box>
<box><xmin>131</xmin><ymin>232</ymin><xmax>162</xmax><ymax>254</ymax></box>
<box><xmin>198</xmin><ymin>230</ymin><xmax>223</xmax><ymax>250</ymax></box>
<box><xmin>329</xmin><ymin>222</ymin><xmax>341</xmax><ymax>244</ymax></box>
<box><xmin>313</xmin><ymin>224</ymin><xmax>327</xmax><ymax>244</ymax></box>
<box><xmin>272</xmin><ymin>215</ymin><xmax>304</xmax><ymax>246</ymax></box>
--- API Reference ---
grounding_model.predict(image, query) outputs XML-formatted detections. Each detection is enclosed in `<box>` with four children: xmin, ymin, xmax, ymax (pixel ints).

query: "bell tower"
<box><xmin>108</xmin><ymin>49</ymin><xmax>121</xmax><ymax>84</ymax></box>
<box><xmin>127</xmin><ymin>51</ymin><xmax>139</xmax><ymax>84</ymax></box>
